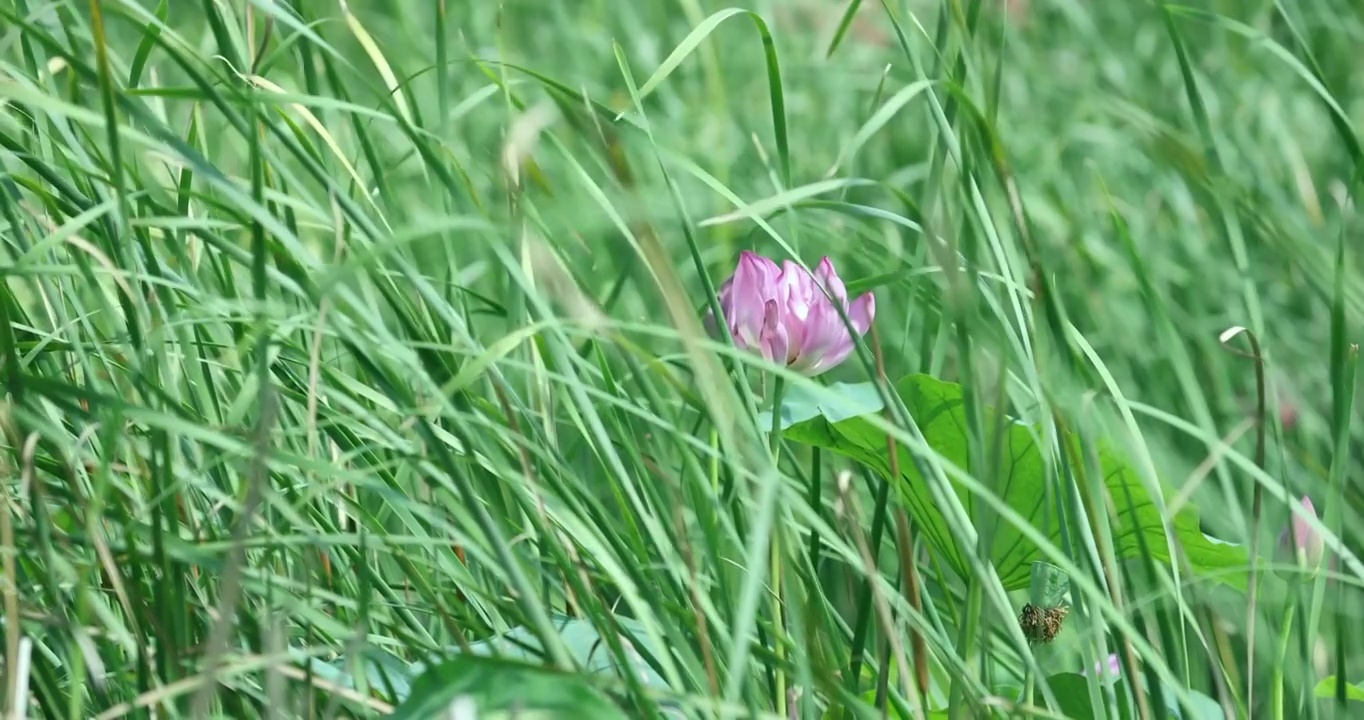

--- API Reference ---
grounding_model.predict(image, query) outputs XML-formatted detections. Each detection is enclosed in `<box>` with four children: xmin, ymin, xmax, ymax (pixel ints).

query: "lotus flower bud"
<box><xmin>1279</xmin><ymin>397</ymin><xmax>1299</xmax><ymax>432</ymax></box>
<box><xmin>706</xmin><ymin>252</ymin><xmax>875</xmax><ymax>376</ymax></box>
<box><xmin>1277</xmin><ymin>495</ymin><xmax>1325</xmax><ymax>574</ymax></box>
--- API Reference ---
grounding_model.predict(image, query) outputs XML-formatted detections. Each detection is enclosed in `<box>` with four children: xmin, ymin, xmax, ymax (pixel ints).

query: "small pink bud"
<box><xmin>707</xmin><ymin>252</ymin><xmax>875</xmax><ymax>376</ymax></box>
<box><xmin>1279</xmin><ymin>399</ymin><xmax>1299</xmax><ymax>432</ymax></box>
<box><xmin>1082</xmin><ymin>653</ymin><xmax>1120</xmax><ymax>679</ymax></box>
<box><xmin>1277</xmin><ymin>496</ymin><xmax>1325</xmax><ymax>573</ymax></box>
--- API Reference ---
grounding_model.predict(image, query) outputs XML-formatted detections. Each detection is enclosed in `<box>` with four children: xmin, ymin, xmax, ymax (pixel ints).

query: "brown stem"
<box><xmin>1221</xmin><ymin>328</ymin><xmax>1266</xmax><ymax>710</ymax></box>
<box><xmin>869</xmin><ymin>323</ymin><xmax>929</xmax><ymax>699</ymax></box>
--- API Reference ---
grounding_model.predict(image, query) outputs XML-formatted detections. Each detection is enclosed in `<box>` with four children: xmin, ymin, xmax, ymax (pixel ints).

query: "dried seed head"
<box><xmin>1019</xmin><ymin>603</ymin><xmax>1069</xmax><ymax>644</ymax></box>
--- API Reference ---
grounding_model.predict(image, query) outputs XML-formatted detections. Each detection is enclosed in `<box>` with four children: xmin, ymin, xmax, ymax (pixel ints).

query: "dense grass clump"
<box><xmin>0</xmin><ymin>0</ymin><xmax>1362</xmax><ymax>718</ymax></box>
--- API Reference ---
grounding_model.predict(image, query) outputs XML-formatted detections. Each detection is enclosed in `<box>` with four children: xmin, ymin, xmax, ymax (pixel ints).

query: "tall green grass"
<box><xmin>0</xmin><ymin>0</ymin><xmax>1360</xmax><ymax>718</ymax></box>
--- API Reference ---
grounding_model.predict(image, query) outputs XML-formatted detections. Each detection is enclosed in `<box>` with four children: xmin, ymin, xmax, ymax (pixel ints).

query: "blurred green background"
<box><xmin>1</xmin><ymin>0</ymin><xmax>1361</xmax><ymax>718</ymax></box>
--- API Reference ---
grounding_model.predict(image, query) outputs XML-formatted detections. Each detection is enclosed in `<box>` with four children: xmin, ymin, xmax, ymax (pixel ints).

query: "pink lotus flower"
<box><xmin>707</xmin><ymin>252</ymin><xmax>875</xmax><ymax>376</ymax></box>
<box><xmin>1278</xmin><ymin>495</ymin><xmax>1325</xmax><ymax>569</ymax></box>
